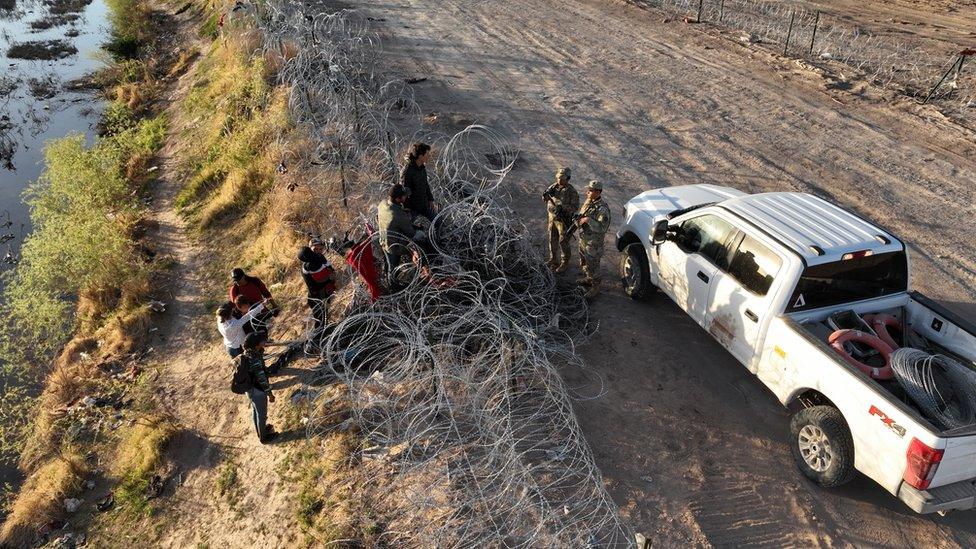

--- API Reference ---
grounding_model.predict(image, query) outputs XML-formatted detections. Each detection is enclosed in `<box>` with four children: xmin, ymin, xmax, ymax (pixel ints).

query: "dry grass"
<box><xmin>0</xmin><ymin>451</ymin><xmax>87</xmax><ymax>547</ymax></box>
<box><xmin>166</xmin><ymin>47</ymin><xmax>199</xmax><ymax>80</ymax></box>
<box><xmin>114</xmin><ymin>416</ymin><xmax>174</xmax><ymax>480</ymax></box>
<box><xmin>113</xmin><ymin>416</ymin><xmax>176</xmax><ymax>515</ymax></box>
<box><xmin>18</xmin><ymin>340</ymin><xmax>98</xmax><ymax>470</ymax></box>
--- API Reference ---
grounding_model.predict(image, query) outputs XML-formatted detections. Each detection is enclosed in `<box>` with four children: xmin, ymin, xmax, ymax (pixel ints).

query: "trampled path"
<box><xmin>138</xmin><ymin>18</ymin><xmax>303</xmax><ymax>547</ymax></box>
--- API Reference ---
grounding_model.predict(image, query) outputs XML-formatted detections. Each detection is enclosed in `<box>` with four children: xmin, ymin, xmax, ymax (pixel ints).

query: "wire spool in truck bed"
<box><xmin>890</xmin><ymin>348</ymin><xmax>976</xmax><ymax>431</ymax></box>
<box><xmin>828</xmin><ymin>329</ymin><xmax>895</xmax><ymax>380</ymax></box>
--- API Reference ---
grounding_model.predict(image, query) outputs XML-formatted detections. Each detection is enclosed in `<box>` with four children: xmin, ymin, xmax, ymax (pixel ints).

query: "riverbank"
<box><xmin>0</xmin><ymin>1</ymin><xmax>199</xmax><ymax>545</ymax></box>
<box><xmin>0</xmin><ymin>0</ymin><xmax>112</xmax><ymax>498</ymax></box>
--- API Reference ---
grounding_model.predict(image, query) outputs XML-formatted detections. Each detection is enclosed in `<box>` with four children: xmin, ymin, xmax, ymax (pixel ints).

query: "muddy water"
<box><xmin>0</xmin><ymin>0</ymin><xmax>110</xmax><ymax>486</ymax></box>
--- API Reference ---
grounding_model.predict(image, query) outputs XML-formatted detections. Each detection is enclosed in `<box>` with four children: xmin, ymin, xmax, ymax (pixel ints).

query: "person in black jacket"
<box><xmin>400</xmin><ymin>142</ymin><xmax>436</xmax><ymax>220</ymax></box>
<box><xmin>240</xmin><ymin>332</ymin><xmax>278</xmax><ymax>443</ymax></box>
<box><xmin>298</xmin><ymin>239</ymin><xmax>337</xmax><ymax>335</ymax></box>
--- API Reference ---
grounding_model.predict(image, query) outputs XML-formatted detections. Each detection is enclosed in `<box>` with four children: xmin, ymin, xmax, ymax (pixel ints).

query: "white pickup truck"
<box><xmin>616</xmin><ymin>184</ymin><xmax>976</xmax><ymax>514</ymax></box>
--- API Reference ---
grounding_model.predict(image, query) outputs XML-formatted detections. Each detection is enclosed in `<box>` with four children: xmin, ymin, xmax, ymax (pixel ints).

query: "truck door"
<box><xmin>658</xmin><ymin>214</ymin><xmax>736</xmax><ymax>325</ymax></box>
<box><xmin>706</xmin><ymin>233</ymin><xmax>783</xmax><ymax>367</ymax></box>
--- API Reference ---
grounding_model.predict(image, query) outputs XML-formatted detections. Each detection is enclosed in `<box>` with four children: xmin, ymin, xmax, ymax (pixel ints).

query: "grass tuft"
<box><xmin>0</xmin><ymin>451</ymin><xmax>87</xmax><ymax>546</ymax></box>
<box><xmin>113</xmin><ymin>416</ymin><xmax>175</xmax><ymax>517</ymax></box>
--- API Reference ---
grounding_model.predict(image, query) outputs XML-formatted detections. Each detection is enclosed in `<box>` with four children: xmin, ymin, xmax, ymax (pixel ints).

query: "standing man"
<box><xmin>401</xmin><ymin>142</ymin><xmax>436</xmax><ymax>220</ymax></box>
<box><xmin>576</xmin><ymin>180</ymin><xmax>612</xmax><ymax>299</ymax></box>
<box><xmin>298</xmin><ymin>238</ymin><xmax>337</xmax><ymax>336</ymax></box>
<box><xmin>542</xmin><ymin>167</ymin><xmax>580</xmax><ymax>273</ymax></box>
<box><xmin>377</xmin><ymin>184</ymin><xmax>419</xmax><ymax>278</ymax></box>
<box><xmin>239</xmin><ymin>332</ymin><xmax>278</xmax><ymax>443</ymax></box>
<box><xmin>229</xmin><ymin>268</ymin><xmax>278</xmax><ymax>313</ymax></box>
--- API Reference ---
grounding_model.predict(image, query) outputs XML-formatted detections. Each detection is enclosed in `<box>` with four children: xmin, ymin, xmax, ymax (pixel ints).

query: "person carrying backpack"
<box><xmin>231</xmin><ymin>332</ymin><xmax>278</xmax><ymax>443</ymax></box>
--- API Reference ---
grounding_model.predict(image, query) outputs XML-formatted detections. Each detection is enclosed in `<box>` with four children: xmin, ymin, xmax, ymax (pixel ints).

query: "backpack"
<box><xmin>230</xmin><ymin>356</ymin><xmax>253</xmax><ymax>394</ymax></box>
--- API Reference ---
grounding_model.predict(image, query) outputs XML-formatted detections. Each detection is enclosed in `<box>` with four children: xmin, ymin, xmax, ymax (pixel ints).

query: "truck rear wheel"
<box><xmin>620</xmin><ymin>243</ymin><xmax>653</xmax><ymax>300</ymax></box>
<box><xmin>789</xmin><ymin>406</ymin><xmax>856</xmax><ymax>488</ymax></box>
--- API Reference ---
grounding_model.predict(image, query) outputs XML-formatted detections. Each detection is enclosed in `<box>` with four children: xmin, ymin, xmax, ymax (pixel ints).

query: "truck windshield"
<box><xmin>788</xmin><ymin>251</ymin><xmax>908</xmax><ymax>312</ymax></box>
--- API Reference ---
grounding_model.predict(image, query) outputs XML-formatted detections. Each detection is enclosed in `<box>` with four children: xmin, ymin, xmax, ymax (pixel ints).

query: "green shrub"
<box><xmin>104</xmin><ymin>0</ymin><xmax>151</xmax><ymax>60</ymax></box>
<box><xmin>200</xmin><ymin>12</ymin><xmax>220</xmax><ymax>40</ymax></box>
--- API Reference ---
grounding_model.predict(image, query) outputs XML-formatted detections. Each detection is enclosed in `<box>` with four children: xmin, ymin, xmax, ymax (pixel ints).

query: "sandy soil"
<box><xmin>798</xmin><ymin>0</ymin><xmax>976</xmax><ymax>50</ymax></box>
<box><xmin>346</xmin><ymin>0</ymin><xmax>976</xmax><ymax>545</ymax></box>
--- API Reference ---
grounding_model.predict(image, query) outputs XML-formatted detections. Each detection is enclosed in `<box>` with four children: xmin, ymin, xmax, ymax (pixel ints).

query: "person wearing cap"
<box><xmin>239</xmin><ymin>332</ymin><xmax>278</xmax><ymax>443</ymax></box>
<box><xmin>216</xmin><ymin>299</ymin><xmax>267</xmax><ymax>358</ymax></box>
<box><xmin>377</xmin><ymin>184</ymin><xmax>419</xmax><ymax>278</ymax></box>
<box><xmin>229</xmin><ymin>268</ymin><xmax>277</xmax><ymax>312</ymax></box>
<box><xmin>542</xmin><ymin>167</ymin><xmax>580</xmax><ymax>273</ymax></box>
<box><xmin>400</xmin><ymin>142</ymin><xmax>437</xmax><ymax>220</ymax></box>
<box><xmin>576</xmin><ymin>180</ymin><xmax>612</xmax><ymax>298</ymax></box>
<box><xmin>298</xmin><ymin>239</ymin><xmax>337</xmax><ymax>336</ymax></box>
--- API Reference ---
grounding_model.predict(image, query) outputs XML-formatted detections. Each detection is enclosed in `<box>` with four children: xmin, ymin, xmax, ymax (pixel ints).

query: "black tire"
<box><xmin>620</xmin><ymin>243</ymin><xmax>653</xmax><ymax>300</ymax></box>
<box><xmin>789</xmin><ymin>406</ymin><xmax>856</xmax><ymax>488</ymax></box>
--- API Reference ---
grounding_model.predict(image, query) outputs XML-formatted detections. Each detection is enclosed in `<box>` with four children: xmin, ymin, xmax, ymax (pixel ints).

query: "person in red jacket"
<box><xmin>229</xmin><ymin>268</ymin><xmax>278</xmax><ymax>312</ymax></box>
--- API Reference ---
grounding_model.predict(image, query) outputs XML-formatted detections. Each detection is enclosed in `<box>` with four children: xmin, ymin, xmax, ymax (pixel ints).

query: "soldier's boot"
<box><xmin>584</xmin><ymin>280</ymin><xmax>601</xmax><ymax>299</ymax></box>
<box><xmin>545</xmin><ymin>258</ymin><xmax>558</xmax><ymax>270</ymax></box>
<box><xmin>555</xmin><ymin>260</ymin><xmax>570</xmax><ymax>273</ymax></box>
<box><xmin>577</xmin><ymin>276</ymin><xmax>593</xmax><ymax>287</ymax></box>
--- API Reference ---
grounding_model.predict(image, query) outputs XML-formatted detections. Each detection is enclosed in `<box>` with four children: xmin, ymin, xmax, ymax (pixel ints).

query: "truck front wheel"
<box><xmin>789</xmin><ymin>406</ymin><xmax>856</xmax><ymax>488</ymax></box>
<box><xmin>620</xmin><ymin>243</ymin><xmax>653</xmax><ymax>300</ymax></box>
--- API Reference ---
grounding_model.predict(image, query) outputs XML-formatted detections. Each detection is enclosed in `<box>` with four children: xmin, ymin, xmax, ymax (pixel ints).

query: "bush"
<box><xmin>103</xmin><ymin>0</ymin><xmax>152</xmax><ymax>60</ymax></box>
<box><xmin>0</xmin><ymin>113</ymin><xmax>167</xmax><ymax>467</ymax></box>
<box><xmin>113</xmin><ymin>416</ymin><xmax>175</xmax><ymax>516</ymax></box>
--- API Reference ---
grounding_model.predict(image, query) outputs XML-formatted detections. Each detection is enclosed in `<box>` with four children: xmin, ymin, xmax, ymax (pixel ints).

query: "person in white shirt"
<box><xmin>216</xmin><ymin>299</ymin><xmax>266</xmax><ymax>358</ymax></box>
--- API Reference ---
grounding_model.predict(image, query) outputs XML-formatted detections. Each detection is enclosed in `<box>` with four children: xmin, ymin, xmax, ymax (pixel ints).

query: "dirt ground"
<box><xmin>799</xmin><ymin>0</ymin><xmax>976</xmax><ymax>50</ymax></box>
<box><xmin>347</xmin><ymin>0</ymin><xmax>976</xmax><ymax>546</ymax></box>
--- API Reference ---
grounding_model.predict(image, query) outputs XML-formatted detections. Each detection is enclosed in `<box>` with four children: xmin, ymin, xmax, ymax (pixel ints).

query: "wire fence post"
<box><xmin>386</xmin><ymin>130</ymin><xmax>398</xmax><ymax>177</ymax></box>
<box><xmin>718</xmin><ymin>0</ymin><xmax>725</xmax><ymax>21</ymax></box>
<box><xmin>784</xmin><ymin>9</ymin><xmax>796</xmax><ymax>56</ymax></box>
<box><xmin>696</xmin><ymin>0</ymin><xmax>704</xmax><ymax>23</ymax></box>
<box><xmin>923</xmin><ymin>53</ymin><xmax>965</xmax><ymax>104</ymax></box>
<box><xmin>339</xmin><ymin>157</ymin><xmax>349</xmax><ymax>208</ymax></box>
<box><xmin>808</xmin><ymin>11</ymin><xmax>820</xmax><ymax>55</ymax></box>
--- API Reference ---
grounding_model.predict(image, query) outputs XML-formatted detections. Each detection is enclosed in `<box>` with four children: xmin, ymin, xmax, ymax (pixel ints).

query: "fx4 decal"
<box><xmin>870</xmin><ymin>405</ymin><xmax>906</xmax><ymax>438</ymax></box>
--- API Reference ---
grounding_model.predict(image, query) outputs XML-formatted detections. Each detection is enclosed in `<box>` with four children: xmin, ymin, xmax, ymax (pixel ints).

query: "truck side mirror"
<box><xmin>652</xmin><ymin>220</ymin><xmax>670</xmax><ymax>245</ymax></box>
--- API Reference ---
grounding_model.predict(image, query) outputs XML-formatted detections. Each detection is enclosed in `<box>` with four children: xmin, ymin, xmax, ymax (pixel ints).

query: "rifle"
<box><xmin>564</xmin><ymin>213</ymin><xmax>583</xmax><ymax>239</ymax></box>
<box><xmin>565</xmin><ymin>200</ymin><xmax>603</xmax><ymax>240</ymax></box>
<box><xmin>543</xmin><ymin>186</ymin><xmax>577</xmax><ymax>226</ymax></box>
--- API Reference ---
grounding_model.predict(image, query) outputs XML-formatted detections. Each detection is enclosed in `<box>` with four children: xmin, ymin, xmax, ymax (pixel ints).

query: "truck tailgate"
<box><xmin>933</xmin><ymin>435</ymin><xmax>976</xmax><ymax>487</ymax></box>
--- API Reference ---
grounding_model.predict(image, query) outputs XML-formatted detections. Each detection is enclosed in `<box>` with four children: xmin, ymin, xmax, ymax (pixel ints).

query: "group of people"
<box><xmin>218</xmin><ymin>143</ymin><xmax>611</xmax><ymax>444</ymax></box>
<box><xmin>543</xmin><ymin>167</ymin><xmax>612</xmax><ymax>298</ymax></box>
<box><xmin>376</xmin><ymin>142</ymin><xmax>437</xmax><ymax>280</ymax></box>
<box><xmin>376</xmin><ymin>143</ymin><xmax>613</xmax><ymax>299</ymax></box>
<box><xmin>215</xmin><ymin>239</ymin><xmax>339</xmax><ymax>444</ymax></box>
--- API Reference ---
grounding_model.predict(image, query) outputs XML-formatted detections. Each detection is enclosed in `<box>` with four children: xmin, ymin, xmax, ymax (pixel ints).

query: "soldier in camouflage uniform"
<box><xmin>543</xmin><ymin>167</ymin><xmax>580</xmax><ymax>273</ymax></box>
<box><xmin>577</xmin><ymin>180</ymin><xmax>612</xmax><ymax>298</ymax></box>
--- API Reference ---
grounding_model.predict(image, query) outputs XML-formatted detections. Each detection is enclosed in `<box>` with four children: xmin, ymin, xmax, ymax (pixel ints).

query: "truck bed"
<box><xmin>789</xmin><ymin>293</ymin><xmax>976</xmax><ymax>438</ymax></box>
<box><xmin>784</xmin><ymin>292</ymin><xmax>976</xmax><ymax>499</ymax></box>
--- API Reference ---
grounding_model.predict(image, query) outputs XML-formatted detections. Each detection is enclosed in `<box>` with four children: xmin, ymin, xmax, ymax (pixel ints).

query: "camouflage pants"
<box><xmin>548</xmin><ymin>217</ymin><xmax>572</xmax><ymax>263</ymax></box>
<box><xmin>579</xmin><ymin>240</ymin><xmax>604</xmax><ymax>282</ymax></box>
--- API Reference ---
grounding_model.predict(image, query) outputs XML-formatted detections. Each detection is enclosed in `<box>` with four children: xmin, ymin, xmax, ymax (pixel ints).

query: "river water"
<box><xmin>0</xmin><ymin>0</ymin><xmax>110</xmax><ymax>486</ymax></box>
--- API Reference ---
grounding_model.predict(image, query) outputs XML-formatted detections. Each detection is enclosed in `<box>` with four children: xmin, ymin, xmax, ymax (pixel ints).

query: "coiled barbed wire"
<box><xmin>891</xmin><ymin>348</ymin><xmax>976</xmax><ymax>431</ymax></box>
<box><xmin>248</xmin><ymin>3</ymin><xmax>632</xmax><ymax>546</ymax></box>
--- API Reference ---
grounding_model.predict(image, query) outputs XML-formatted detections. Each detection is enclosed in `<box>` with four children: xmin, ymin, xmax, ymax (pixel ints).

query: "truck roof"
<box><xmin>718</xmin><ymin>192</ymin><xmax>902</xmax><ymax>265</ymax></box>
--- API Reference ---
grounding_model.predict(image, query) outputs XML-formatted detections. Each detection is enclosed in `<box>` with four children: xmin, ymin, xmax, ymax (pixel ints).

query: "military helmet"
<box><xmin>586</xmin><ymin>180</ymin><xmax>603</xmax><ymax>191</ymax></box>
<box><xmin>556</xmin><ymin>167</ymin><xmax>571</xmax><ymax>181</ymax></box>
